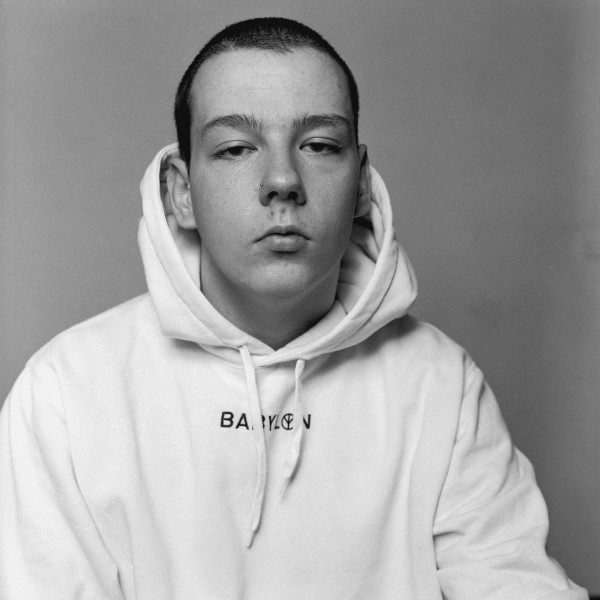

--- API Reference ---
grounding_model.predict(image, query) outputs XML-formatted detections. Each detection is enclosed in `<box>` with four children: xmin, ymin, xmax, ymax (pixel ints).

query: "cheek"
<box><xmin>316</xmin><ymin>194</ymin><xmax>358</xmax><ymax>255</ymax></box>
<box><xmin>322</xmin><ymin>176</ymin><xmax>359</xmax><ymax>222</ymax></box>
<box><xmin>190</xmin><ymin>178</ymin><xmax>251</xmax><ymax>243</ymax></box>
<box><xmin>195</xmin><ymin>204</ymin><xmax>247</xmax><ymax>247</ymax></box>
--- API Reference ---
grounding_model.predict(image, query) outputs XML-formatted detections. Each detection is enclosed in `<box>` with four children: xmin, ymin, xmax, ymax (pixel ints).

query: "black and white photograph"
<box><xmin>1</xmin><ymin>1</ymin><xmax>598</xmax><ymax>598</ymax></box>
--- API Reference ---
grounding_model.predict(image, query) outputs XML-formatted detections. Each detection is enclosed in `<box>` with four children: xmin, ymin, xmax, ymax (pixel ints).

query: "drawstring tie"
<box><xmin>238</xmin><ymin>346</ymin><xmax>306</xmax><ymax>548</ymax></box>
<box><xmin>281</xmin><ymin>359</ymin><xmax>305</xmax><ymax>496</ymax></box>
<box><xmin>239</xmin><ymin>346</ymin><xmax>266</xmax><ymax>548</ymax></box>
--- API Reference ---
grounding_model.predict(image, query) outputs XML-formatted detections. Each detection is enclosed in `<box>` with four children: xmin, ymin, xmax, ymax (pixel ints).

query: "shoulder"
<box><xmin>345</xmin><ymin>316</ymin><xmax>481</xmax><ymax>409</ymax></box>
<box><xmin>26</xmin><ymin>294</ymin><xmax>158</xmax><ymax>376</ymax></box>
<box><xmin>368</xmin><ymin>315</ymin><xmax>474</xmax><ymax>371</ymax></box>
<box><xmin>361</xmin><ymin>316</ymin><xmax>489</xmax><ymax>412</ymax></box>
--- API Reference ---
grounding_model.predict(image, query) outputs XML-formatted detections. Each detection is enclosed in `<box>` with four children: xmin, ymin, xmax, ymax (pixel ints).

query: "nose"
<box><xmin>259</xmin><ymin>150</ymin><xmax>306</xmax><ymax>207</ymax></box>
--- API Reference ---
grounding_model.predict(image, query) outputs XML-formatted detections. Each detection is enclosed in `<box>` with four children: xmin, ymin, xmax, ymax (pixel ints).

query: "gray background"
<box><xmin>1</xmin><ymin>0</ymin><xmax>598</xmax><ymax>593</ymax></box>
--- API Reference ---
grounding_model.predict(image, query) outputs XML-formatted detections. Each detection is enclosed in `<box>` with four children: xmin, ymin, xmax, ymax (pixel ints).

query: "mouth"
<box><xmin>257</xmin><ymin>225</ymin><xmax>309</xmax><ymax>241</ymax></box>
<box><xmin>256</xmin><ymin>225</ymin><xmax>310</xmax><ymax>252</ymax></box>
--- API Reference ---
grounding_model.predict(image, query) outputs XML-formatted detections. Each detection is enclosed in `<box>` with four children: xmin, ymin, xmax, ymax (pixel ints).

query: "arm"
<box><xmin>0</xmin><ymin>364</ymin><xmax>124</xmax><ymax>600</ymax></box>
<box><xmin>433</xmin><ymin>363</ymin><xmax>589</xmax><ymax>600</ymax></box>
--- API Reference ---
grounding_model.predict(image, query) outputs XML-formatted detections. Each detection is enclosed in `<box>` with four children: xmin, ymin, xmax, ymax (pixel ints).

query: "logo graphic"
<box><xmin>281</xmin><ymin>414</ymin><xmax>294</xmax><ymax>430</ymax></box>
<box><xmin>220</xmin><ymin>411</ymin><xmax>311</xmax><ymax>431</ymax></box>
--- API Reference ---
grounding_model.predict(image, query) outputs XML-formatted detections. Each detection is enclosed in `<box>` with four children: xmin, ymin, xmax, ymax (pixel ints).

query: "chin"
<box><xmin>254</xmin><ymin>280</ymin><xmax>312</xmax><ymax>301</ymax></box>
<box><xmin>250</xmin><ymin>267</ymin><xmax>337</xmax><ymax>303</ymax></box>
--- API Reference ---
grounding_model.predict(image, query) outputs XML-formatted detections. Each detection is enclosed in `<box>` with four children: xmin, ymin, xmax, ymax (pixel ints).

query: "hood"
<box><xmin>138</xmin><ymin>143</ymin><xmax>417</xmax><ymax>365</ymax></box>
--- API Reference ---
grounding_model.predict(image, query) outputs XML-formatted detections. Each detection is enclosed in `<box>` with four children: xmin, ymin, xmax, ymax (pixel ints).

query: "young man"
<box><xmin>0</xmin><ymin>17</ymin><xmax>588</xmax><ymax>600</ymax></box>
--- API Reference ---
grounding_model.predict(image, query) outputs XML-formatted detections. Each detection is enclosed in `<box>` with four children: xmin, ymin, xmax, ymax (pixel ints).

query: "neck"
<box><xmin>200</xmin><ymin>269</ymin><xmax>339</xmax><ymax>351</ymax></box>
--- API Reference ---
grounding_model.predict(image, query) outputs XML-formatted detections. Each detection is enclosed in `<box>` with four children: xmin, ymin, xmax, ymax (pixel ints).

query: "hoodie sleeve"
<box><xmin>433</xmin><ymin>363</ymin><xmax>589</xmax><ymax>600</ymax></box>
<box><xmin>0</xmin><ymin>364</ymin><xmax>124</xmax><ymax>600</ymax></box>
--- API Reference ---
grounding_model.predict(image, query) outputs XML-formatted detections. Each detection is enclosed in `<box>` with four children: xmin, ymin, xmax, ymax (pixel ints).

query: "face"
<box><xmin>171</xmin><ymin>48</ymin><xmax>369</xmax><ymax>305</ymax></box>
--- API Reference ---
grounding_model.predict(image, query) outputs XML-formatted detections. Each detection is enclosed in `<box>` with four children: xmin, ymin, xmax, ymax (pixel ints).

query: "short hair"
<box><xmin>174</xmin><ymin>17</ymin><xmax>360</xmax><ymax>166</ymax></box>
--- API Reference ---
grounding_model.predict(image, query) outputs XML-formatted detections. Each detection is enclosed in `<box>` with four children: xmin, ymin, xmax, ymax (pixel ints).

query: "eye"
<box><xmin>216</xmin><ymin>145</ymin><xmax>255</xmax><ymax>159</ymax></box>
<box><xmin>302</xmin><ymin>141</ymin><xmax>341</xmax><ymax>154</ymax></box>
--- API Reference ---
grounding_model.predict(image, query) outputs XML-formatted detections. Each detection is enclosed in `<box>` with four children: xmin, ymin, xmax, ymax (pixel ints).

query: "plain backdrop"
<box><xmin>1</xmin><ymin>0</ymin><xmax>599</xmax><ymax>593</ymax></box>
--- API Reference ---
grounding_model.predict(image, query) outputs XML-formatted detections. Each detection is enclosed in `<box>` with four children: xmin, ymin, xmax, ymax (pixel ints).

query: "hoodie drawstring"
<box><xmin>281</xmin><ymin>359</ymin><xmax>306</xmax><ymax>496</ymax></box>
<box><xmin>238</xmin><ymin>346</ymin><xmax>307</xmax><ymax>548</ymax></box>
<box><xmin>239</xmin><ymin>346</ymin><xmax>267</xmax><ymax>548</ymax></box>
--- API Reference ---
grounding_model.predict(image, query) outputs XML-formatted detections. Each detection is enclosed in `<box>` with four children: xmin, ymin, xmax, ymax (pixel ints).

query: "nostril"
<box><xmin>261</xmin><ymin>189</ymin><xmax>304</xmax><ymax>205</ymax></box>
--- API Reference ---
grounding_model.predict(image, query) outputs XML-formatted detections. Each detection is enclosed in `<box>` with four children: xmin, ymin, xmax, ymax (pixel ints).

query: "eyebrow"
<box><xmin>200</xmin><ymin>114</ymin><xmax>261</xmax><ymax>138</ymax></box>
<box><xmin>292</xmin><ymin>113</ymin><xmax>352</xmax><ymax>131</ymax></box>
<box><xmin>200</xmin><ymin>113</ymin><xmax>352</xmax><ymax>138</ymax></box>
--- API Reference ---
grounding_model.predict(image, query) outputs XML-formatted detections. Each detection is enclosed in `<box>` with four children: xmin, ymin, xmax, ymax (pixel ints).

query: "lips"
<box><xmin>257</xmin><ymin>225</ymin><xmax>310</xmax><ymax>252</ymax></box>
<box><xmin>258</xmin><ymin>225</ymin><xmax>309</xmax><ymax>240</ymax></box>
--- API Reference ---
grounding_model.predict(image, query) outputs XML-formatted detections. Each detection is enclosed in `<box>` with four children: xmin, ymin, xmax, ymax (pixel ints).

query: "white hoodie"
<box><xmin>0</xmin><ymin>144</ymin><xmax>588</xmax><ymax>599</ymax></box>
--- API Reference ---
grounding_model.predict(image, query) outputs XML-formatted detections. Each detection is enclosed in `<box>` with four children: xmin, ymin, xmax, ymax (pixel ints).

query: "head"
<box><xmin>167</xmin><ymin>18</ymin><xmax>371</xmax><ymax>339</ymax></box>
<box><xmin>174</xmin><ymin>17</ymin><xmax>360</xmax><ymax>167</ymax></box>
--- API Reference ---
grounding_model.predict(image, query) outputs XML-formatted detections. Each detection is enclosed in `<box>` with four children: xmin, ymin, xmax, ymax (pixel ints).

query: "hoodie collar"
<box><xmin>138</xmin><ymin>143</ymin><xmax>417</xmax><ymax>365</ymax></box>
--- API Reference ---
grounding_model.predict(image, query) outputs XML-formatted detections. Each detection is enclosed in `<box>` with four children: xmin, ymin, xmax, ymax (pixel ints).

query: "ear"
<box><xmin>166</xmin><ymin>157</ymin><xmax>197</xmax><ymax>230</ymax></box>
<box><xmin>355</xmin><ymin>144</ymin><xmax>372</xmax><ymax>218</ymax></box>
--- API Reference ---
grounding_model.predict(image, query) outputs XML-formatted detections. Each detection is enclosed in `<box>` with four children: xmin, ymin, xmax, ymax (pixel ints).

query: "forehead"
<box><xmin>190</xmin><ymin>48</ymin><xmax>352</xmax><ymax>129</ymax></box>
